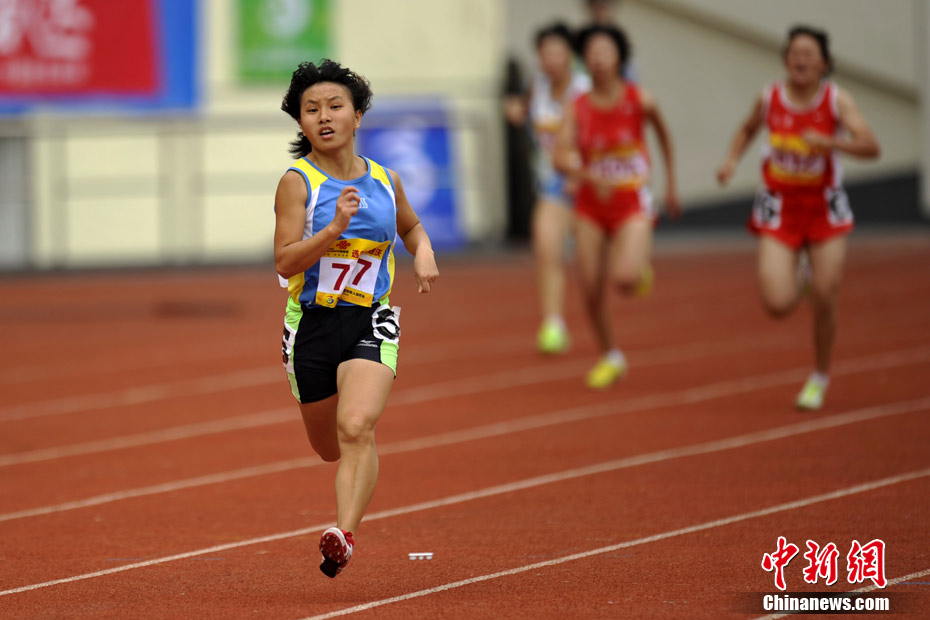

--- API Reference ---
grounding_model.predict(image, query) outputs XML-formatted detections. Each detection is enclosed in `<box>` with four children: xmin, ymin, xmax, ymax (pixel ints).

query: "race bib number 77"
<box><xmin>316</xmin><ymin>238</ymin><xmax>391</xmax><ymax>308</ymax></box>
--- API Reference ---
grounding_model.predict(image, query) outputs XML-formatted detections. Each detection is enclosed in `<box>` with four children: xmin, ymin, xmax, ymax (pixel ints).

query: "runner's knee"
<box><xmin>809</xmin><ymin>285</ymin><xmax>838</xmax><ymax>316</ymax></box>
<box><xmin>337</xmin><ymin>413</ymin><xmax>376</xmax><ymax>445</ymax></box>
<box><xmin>761</xmin><ymin>291</ymin><xmax>796</xmax><ymax>319</ymax></box>
<box><xmin>612</xmin><ymin>267</ymin><xmax>641</xmax><ymax>296</ymax></box>
<box><xmin>581</xmin><ymin>283</ymin><xmax>604</xmax><ymax>310</ymax></box>
<box><xmin>305</xmin><ymin>424</ymin><xmax>340</xmax><ymax>461</ymax></box>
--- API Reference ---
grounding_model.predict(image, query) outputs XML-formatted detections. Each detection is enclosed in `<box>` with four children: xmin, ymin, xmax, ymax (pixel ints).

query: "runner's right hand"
<box><xmin>332</xmin><ymin>186</ymin><xmax>361</xmax><ymax>233</ymax></box>
<box><xmin>716</xmin><ymin>160</ymin><xmax>735</xmax><ymax>186</ymax></box>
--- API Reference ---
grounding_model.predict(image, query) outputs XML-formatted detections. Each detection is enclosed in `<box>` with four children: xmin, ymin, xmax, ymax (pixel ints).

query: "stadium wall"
<box><xmin>2</xmin><ymin>0</ymin><xmax>926</xmax><ymax>270</ymax></box>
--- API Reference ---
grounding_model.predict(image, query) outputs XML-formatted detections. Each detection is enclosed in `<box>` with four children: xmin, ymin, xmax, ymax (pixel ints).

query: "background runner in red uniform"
<box><xmin>716</xmin><ymin>25</ymin><xmax>880</xmax><ymax>410</ymax></box>
<box><xmin>555</xmin><ymin>23</ymin><xmax>679</xmax><ymax>389</ymax></box>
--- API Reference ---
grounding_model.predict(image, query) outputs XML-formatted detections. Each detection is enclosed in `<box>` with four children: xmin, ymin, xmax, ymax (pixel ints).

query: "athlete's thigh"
<box><xmin>573</xmin><ymin>214</ymin><xmax>609</xmax><ymax>291</ymax></box>
<box><xmin>533</xmin><ymin>198</ymin><xmax>572</xmax><ymax>256</ymax></box>
<box><xmin>757</xmin><ymin>234</ymin><xmax>801</xmax><ymax>307</ymax></box>
<box><xmin>335</xmin><ymin>359</ymin><xmax>394</xmax><ymax>434</ymax></box>
<box><xmin>807</xmin><ymin>235</ymin><xmax>848</xmax><ymax>301</ymax></box>
<box><xmin>610</xmin><ymin>215</ymin><xmax>653</xmax><ymax>280</ymax></box>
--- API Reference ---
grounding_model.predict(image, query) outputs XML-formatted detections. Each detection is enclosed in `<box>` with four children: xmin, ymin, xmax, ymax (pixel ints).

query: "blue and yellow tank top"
<box><xmin>283</xmin><ymin>156</ymin><xmax>398</xmax><ymax>308</ymax></box>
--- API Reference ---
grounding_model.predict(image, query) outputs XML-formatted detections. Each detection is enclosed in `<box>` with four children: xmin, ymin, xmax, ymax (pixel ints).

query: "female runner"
<box><xmin>505</xmin><ymin>22</ymin><xmax>591</xmax><ymax>354</ymax></box>
<box><xmin>554</xmin><ymin>23</ymin><xmax>679</xmax><ymax>388</ymax></box>
<box><xmin>274</xmin><ymin>59</ymin><xmax>439</xmax><ymax>577</ymax></box>
<box><xmin>717</xmin><ymin>26</ymin><xmax>880</xmax><ymax>410</ymax></box>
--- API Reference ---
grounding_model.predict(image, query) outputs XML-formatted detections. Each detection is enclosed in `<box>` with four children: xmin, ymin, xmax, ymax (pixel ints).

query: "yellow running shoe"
<box><xmin>636</xmin><ymin>263</ymin><xmax>654</xmax><ymax>298</ymax></box>
<box><xmin>537</xmin><ymin>320</ymin><xmax>569</xmax><ymax>355</ymax></box>
<box><xmin>795</xmin><ymin>376</ymin><xmax>827</xmax><ymax>411</ymax></box>
<box><xmin>585</xmin><ymin>356</ymin><xmax>627</xmax><ymax>389</ymax></box>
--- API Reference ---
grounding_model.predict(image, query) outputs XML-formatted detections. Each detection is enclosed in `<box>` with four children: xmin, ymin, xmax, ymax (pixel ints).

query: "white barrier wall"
<box><xmin>23</xmin><ymin>0</ymin><xmax>507</xmax><ymax>269</ymax></box>
<box><xmin>14</xmin><ymin>0</ymin><xmax>928</xmax><ymax>269</ymax></box>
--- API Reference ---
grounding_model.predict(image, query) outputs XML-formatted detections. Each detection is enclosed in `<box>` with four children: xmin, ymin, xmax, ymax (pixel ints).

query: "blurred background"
<box><xmin>0</xmin><ymin>0</ymin><xmax>928</xmax><ymax>271</ymax></box>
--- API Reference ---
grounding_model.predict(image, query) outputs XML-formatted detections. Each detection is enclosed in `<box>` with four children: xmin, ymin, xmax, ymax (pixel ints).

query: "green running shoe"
<box><xmin>796</xmin><ymin>376</ymin><xmax>827</xmax><ymax>411</ymax></box>
<box><xmin>537</xmin><ymin>320</ymin><xmax>569</xmax><ymax>355</ymax></box>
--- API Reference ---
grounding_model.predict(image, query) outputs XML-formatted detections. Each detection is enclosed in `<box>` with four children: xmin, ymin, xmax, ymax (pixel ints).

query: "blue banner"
<box><xmin>356</xmin><ymin>100</ymin><xmax>464</xmax><ymax>252</ymax></box>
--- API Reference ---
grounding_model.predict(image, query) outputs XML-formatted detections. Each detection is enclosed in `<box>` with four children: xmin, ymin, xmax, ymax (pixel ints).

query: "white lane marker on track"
<box><xmin>0</xmin><ymin>410</ymin><xmax>294</xmax><ymax>467</ymax></box>
<box><xmin>1</xmin><ymin>347</ymin><xmax>928</xmax><ymax>515</ymax></box>
<box><xmin>0</xmin><ymin>333</ymin><xmax>785</xmax><ymax>423</ymax></box>
<box><xmin>0</xmin><ymin>456</ymin><xmax>317</xmax><ymax>522</ymax></box>
<box><xmin>1</xmin><ymin>345</ymin><xmax>928</xmax><ymax>468</ymax></box>
<box><xmin>0</xmin><ymin>337</ymin><xmax>800</xmax><ymax>466</ymax></box>
<box><xmin>0</xmin><ymin>368</ymin><xmax>282</xmax><ymax>423</ymax></box>
<box><xmin>1</xmin><ymin>403</ymin><xmax>928</xmax><ymax>597</ymax></box>
<box><xmin>294</xmin><ymin>468</ymin><xmax>929</xmax><ymax>619</ymax></box>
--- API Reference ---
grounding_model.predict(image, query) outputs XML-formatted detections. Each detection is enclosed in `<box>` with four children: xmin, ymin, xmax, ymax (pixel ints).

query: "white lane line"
<box><xmin>390</xmin><ymin>335</ymin><xmax>790</xmax><ymax>406</ymax></box>
<box><xmin>0</xmin><ymin>456</ymin><xmax>318</xmax><ymax>522</ymax></box>
<box><xmin>754</xmin><ymin>566</ymin><xmax>930</xmax><ymax>619</ymax></box>
<box><xmin>296</xmin><ymin>469</ymin><xmax>930</xmax><ymax>620</ymax></box>
<box><xmin>0</xmin><ymin>333</ymin><xmax>780</xmax><ymax>423</ymax></box>
<box><xmin>0</xmin><ymin>338</ymin><xmax>768</xmax><ymax>422</ymax></box>
<box><xmin>2</xmin><ymin>399</ymin><xmax>928</xmax><ymax>597</ymax></box>
<box><xmin>0</xmin><ymin>368</ymin><xmax>282</xmax><ymax>423</ymax></box>
<box><xmin>854</xmin><ymin>567</ymin><xmax>930</xmax><ymax>591</ymax></box>
<box><xmin>0</xmin><ymin>337</ymin><xmax>269</xmax><ymax>387</ymax></box>
<box><xmin>0</xmin><ymin>340</ymin><xmax>927</xmax><ymax>507</ymax></box>
<box><xmin>0</xmin><ymin>410</ymin><xmax>293</xmax><ymax>467</ymax></box>
<box><xmin>0</xmin><ymin>336</ymin><xmax>794</xmax><ymax>467</ymax></box>
<box><xmin>0</xmin><ymin>332</ymin><xmax>530</xmax><ymax>388</ymax></box>
<box><xmin>298</xmin><ymin>469</ymin><xmax>930</xmax><ymax>620</ymax></box>
<box><xmin>3</xmin><ymin>393</ymin><xmax>927</xmax><ymax>522</ymax></box>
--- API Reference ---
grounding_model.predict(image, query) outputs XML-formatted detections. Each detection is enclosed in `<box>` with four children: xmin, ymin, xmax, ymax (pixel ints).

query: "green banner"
<box><xmin>237</xmin><ymin>0</ymin><xmax>331</xmax><ymax>83</ymax></box>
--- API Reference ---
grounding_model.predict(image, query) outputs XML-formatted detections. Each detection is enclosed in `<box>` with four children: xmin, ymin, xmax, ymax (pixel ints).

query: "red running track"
<box><xmin>0</xmin><ymin>233</ymin><xmax>928</xmax><ymax>619</ymax></box>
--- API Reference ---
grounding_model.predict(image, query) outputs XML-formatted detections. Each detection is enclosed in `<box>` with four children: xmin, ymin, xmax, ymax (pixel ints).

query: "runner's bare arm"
<box><xmin>392</xmin><ymin>170</ymin><xmax>439</xmax><ymax>293</ymax></box>
<box><xmin>274</xmin><ymin>171</ymin><xmax>359</xmax><ymax>279</ymax></box>
<box><xmin>641</xmin><ymin>88</ymin><xmax>680</xmax><ymax>218</ymax></box>
<box><xmin>717</xmin><ymin>91</ymin><xmax>765</xmax><ymax>186</ymax></box>
<box><xmin>553</xmin><ymin>98</ymin><xmax>608</xmax><ymax>196</ymax></box>
<box><xmin>803</xmin><ymin>88</ymin><xmax>880</xmax><ymax>159</ymax></box>
<box><xmin>553</xmin><ymin>100</ymin><xmax>581</xmax><ymax>180</ymax></box>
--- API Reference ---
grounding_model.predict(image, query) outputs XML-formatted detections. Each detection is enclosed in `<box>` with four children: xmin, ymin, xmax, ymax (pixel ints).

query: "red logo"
<box><xmin>763</xmin><ymin>537</ymin><xmax>887</xmax><ymax>591</ymax></box>
<box><xmin>0</xmin><ymin>0</ymin><xmax>158</xmax><ymax>95</ymax></box>
<box><xmin>847</xmin><ymin>539</ymin><xmax>886</xmax><ymax>588</ymax></box>
<box><xmin>335</xmin><ymin>240</ymin><xmax>351</xmax><ymax>250</ymax></box>
<box><xmin>803</xmin><ymin>540</ymin><xmax>839</xmax><ymax>586</ymax></box>
<box><xmin>762</xmin><ymin>536</ymin><xmax>799</xmax><ymax>591</ymax></box>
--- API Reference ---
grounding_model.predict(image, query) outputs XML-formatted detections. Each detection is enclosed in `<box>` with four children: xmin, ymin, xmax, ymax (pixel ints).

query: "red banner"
<box><xmin>0</xmin><ymin>0</ymin><xmax>159</xmax><ymax>96</ymax></box>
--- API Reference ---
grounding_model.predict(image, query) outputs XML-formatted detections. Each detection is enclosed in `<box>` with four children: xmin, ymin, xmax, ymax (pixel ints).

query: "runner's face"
<box><xmin>584</xmin><ymin>33</ymin><xmax>621</xmax><ymax>81</ymax></box>
<box><xmin>785</xmin><ymin>35</ymin><xmax>827</xmax><ymax>87</ymax></box>
<box><xmin>298</xmin><ymin>82</ymin><xmax>362</xmax><ymax>153</ymax></box>
<box><xmin>538</xmin><ymin>36</ymin><xmax>572</xmax><ymax>81</ymax></box>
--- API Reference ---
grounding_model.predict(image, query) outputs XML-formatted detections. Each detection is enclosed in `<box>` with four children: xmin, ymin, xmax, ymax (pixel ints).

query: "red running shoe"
<box><xmin>319</xmin><ymin>527</ymin><xmax>354</xmax><ymax>578</ymax></box>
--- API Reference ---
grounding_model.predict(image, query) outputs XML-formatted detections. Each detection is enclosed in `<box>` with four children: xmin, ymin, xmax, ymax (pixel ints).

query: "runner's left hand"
<box><xmin>414</xmin><ymin>247</ymin><xmax>439</xmax><ymax>293</ymax></box>
<box><xmin>802</xmin><ymin>129</ymin><xmax>834</xmax><ymax>151</ymax></box>
<box><xmin>665</xmin><ymin>183</ymin><xmax>682</xmax><ymax>220</ymax></box>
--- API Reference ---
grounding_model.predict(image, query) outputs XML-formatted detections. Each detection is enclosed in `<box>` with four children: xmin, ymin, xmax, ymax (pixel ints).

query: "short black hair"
<box><xmin>575</xmin><ymin>23</ymin><xmax>631</xmax><ymax>74</ymax></box>
<box><xmin>281</xmin><ymin>59</ymin><xmax>373</xmax><ymax>158</ymax></box>
<box><xmin>783</xmin><ymin>25</ymin><xmax>833</xmax><ymax>75</ymax></box>
<box><xmin>535</xmin><ymin>22</ymin><xmax>574</xmax><ymax>50</ymax></box>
